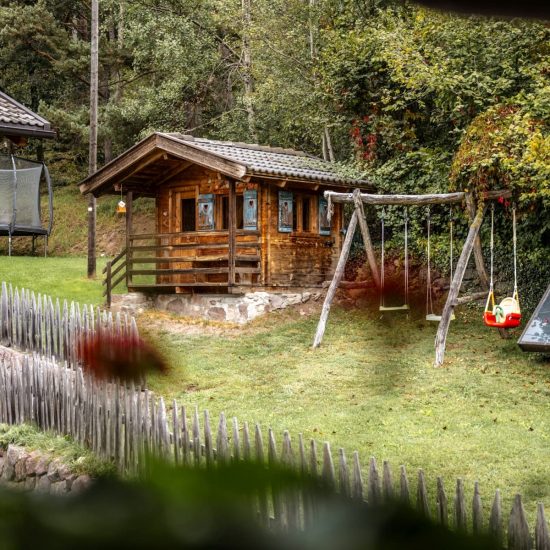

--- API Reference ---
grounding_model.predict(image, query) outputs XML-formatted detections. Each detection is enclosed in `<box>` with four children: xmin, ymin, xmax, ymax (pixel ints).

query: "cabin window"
<box><xmin>243</xmin><ymin>189</ymin><xmax>258</xmax><ymax>230</ymax></box>
<box><xmin>278</xmin><ymin>191</ymin><xmax>293</xmax><ymax>232</ymax></box>
<box><xmin>197</xmin><ymin>194</ymin><xmax>215</xmax><ymax>231</ymax></box>
<box><xmin>221</xmin><ymin>194</ymin><xmax>244</xmax><ymax>230</ymax></box>
<box><xmin>181</xmin><ymin>198</ymin><xmax>196</xmax><ymax>232</ymax></box>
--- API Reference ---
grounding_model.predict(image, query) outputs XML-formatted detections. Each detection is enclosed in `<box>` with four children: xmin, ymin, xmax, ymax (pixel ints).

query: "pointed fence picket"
<box><xmin>0</xmin><ymin>282</ymin><xmax>138</xmax><ymax>367</ymax></box>
<box><xmin>0</xmin><ymin>354</ymin><xmax>548</xmax><ymax>548</ymax></box>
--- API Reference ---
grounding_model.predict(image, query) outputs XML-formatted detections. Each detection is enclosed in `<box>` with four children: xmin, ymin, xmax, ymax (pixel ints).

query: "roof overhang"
<box><xmin>79</xmin><ymin>132</ymin><xmax>375</xmax><ymax>196</ymax></box>
<box><xmin>79</xmin><ymin>133</ymin><xmax>248</xmax><ymax>196</ymax></box>
<box><xmin>0</xmin><ymin>124</ymin><xmax>56</xmax><ymax>140</ymax></box>
<box><xmin>0</xmin><ymin>91</ymin><xmax>56</xmax><ymax>139</ymax></box>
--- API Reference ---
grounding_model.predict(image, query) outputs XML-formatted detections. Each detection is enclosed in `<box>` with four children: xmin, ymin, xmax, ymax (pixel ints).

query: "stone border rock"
<box><xmin>0</xmin><ymin>444</ymin><xmax>92</xmax><ymax>495</ymax></box>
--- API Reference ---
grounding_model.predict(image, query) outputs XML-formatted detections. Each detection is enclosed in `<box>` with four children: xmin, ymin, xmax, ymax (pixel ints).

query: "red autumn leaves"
<box><xmin>78</xmin><ymin>333</ymin><xmax>167</xmax><ymax>382</ymax></box>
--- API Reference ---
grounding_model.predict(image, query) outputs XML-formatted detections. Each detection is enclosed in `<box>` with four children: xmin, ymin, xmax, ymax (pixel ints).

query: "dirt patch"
<box><xmin>137</xmin><ymin>297</ymin><xmax>326</xmax><ymax>338</ymax></box>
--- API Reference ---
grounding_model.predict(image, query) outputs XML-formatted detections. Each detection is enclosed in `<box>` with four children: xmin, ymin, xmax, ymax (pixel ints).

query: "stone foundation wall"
<box><xmin>0</xmin><ymin>444</ymin><xmax>92</xmax><ymax>495</ymax></box>
<box><xmin>112</xmin><ymin>290</ymin><xmax>321</xmax><ymax>323</ymax></box>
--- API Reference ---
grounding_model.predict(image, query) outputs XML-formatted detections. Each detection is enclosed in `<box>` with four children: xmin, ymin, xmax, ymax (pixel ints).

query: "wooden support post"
<box><xmin>434</xmin><ymin>205</ymin><xmax>485</xmax><ymax>367</ymax></box>
<box><xmin>352</xmin><ymin>188</ymin><xmax>380</xmax><ymax>290</ymax></box>
<box><xmin>228</xmin><ymin>179</ymin><xmax>236</xmax><ymax>289</ymax></box>
<box><xmin>465</xmin><ymin>194</ymin><xmax>490</xmax><ymax>289</ymax></box>
<box><xmin>105</xmin><ymin>261</ymin><xmax>112</xmax><ymax>308</ymax></box>
<box><xmin>125</xmin><ymin>191</ymin><xmax>133</xmax><ymax>288</ymax></box>
<box><xmin>313</xmin><ymin>211</ymin><xmax>358</xmax><ymax>348</ymax></box>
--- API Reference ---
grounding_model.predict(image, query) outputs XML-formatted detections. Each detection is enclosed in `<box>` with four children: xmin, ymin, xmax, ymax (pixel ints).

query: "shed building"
<box><xmin>79</xmin><ymin>132</ymin><xmax>373</xmax><ymax>301</ymax></box>
<box><xmin>0</xmin><ymin>91</ymin><xmax>55</xmax><ymax>255</ymax></box>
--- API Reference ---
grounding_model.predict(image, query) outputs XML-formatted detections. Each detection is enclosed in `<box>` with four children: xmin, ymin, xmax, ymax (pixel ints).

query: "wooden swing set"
<box><xmin>312</xmin><ymin>188</ymin><xmax>515</xmax><ymax>367</ymax></box>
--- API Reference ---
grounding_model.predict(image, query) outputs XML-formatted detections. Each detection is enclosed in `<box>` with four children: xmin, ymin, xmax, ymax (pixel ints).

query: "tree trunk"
<box><xmin>88</xmin><ymin>0</ymin><xmax>99</xmax><ymax>279</ymax></box>
<box><xmin>241</xmin><ymin>0</ymin><xmax>257</xmax><ymax>142</ymax></box>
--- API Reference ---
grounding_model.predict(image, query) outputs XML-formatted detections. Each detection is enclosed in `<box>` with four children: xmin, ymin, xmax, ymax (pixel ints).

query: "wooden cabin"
<box><xmin>79</xmin><ymin>133</ymin><xmax>373</xmax><ymax>301</ymax></box>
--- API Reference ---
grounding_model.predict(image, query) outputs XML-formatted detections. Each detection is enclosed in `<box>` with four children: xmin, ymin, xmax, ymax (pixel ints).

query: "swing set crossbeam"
<box><xmin>325</xmin><ymin>189</ymin><xmax>511</xmax><ymax>206</ymax></box>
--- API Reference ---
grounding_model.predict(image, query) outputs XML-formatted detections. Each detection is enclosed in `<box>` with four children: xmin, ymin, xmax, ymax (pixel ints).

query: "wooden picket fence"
<box><xmin>0</xmin><ymin>354</ymin><xmax>548</xmax><ymax>548</ymax></box>
<box><xmin>0</xmin><ymin>282</ymin><xmax>139</xmax><ymax>367</ymax></box>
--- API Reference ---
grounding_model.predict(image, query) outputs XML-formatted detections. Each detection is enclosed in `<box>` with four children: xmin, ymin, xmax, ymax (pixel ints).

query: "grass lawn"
<box><xmin>0</xmin><ymin>256</ymin><xmax>548</xmax><ymax>524</ymax></box>
<box><xmin>0</xmin><ymin>256</ymin><xmax>109</xmax><ymax>305</ymax></box>
<box><xmin>142</xmin><ymin>303</ymin><xmax>550</xmax><ymax>522</ymax></box>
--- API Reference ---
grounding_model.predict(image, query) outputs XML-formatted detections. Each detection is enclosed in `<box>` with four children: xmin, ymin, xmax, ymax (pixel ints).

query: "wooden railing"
<box><xmin>104</xmin><ymin>231</ymin><xmax>262</xmax><ymax>305</ymax></box>
<box><xmin>103</xmin><ymin>248</ymin><xmax>127</xmax><ymax>306</ymax></box>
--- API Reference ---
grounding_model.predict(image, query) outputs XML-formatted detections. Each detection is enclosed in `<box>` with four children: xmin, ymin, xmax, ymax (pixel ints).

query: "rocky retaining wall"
<box><xmin>112</xmin><ymin>290</ymin><xmax>321</xmax><ymax>323</ymax></box>
<box><xmin>0</xmin><ymin>444</ymin><xmax>92</xmax><ymax>495</ymax></box>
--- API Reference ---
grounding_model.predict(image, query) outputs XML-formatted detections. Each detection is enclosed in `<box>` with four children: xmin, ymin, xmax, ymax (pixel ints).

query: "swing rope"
<box><xmin>485</xmin><ymin>203</ymin><xmax>496</xmax><ymax>313</ymax></box>
<box><xmin>512</xmin><ymin>204</ymin><xmax>518</xmax><ymax>303</ymax></box>
<box><xmin>404</xmin><ymin>210</ymin><xmax>409</xmax><ymax>308</ymax></box>
<box><xmin>426</xmin><ymin>207</ymin><xmax>434</xmax><ymax>317</ymax></box>
<box><xmin>380</xmin><ymin>209</ymin><xmax>385</xmax><ymax>309</ymax></box>
<box><xmin>380</xmin><ymin>208</ymin><xmax>409</xmax><ymax>312</ymax></box>
<box><xmin>426</xmin><ymin>206</ymin><xmax>455</xmax><ymax>320</ymax></box>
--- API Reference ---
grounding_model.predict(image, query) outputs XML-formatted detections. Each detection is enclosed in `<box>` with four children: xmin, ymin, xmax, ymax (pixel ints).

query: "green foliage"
<box><xmin>450</xmin><ymin>82</ymin><xmax>550</xmax><ymax>312</ymax></box>
<box><xmin>0</xmin><ymin>460</ymin><xmax>499</xmax><ymax>548</ymax></box>
<box><xmin>0</xmin><ymin>1</ymin><xmax>548</xmax><ymax>305</ymax></box>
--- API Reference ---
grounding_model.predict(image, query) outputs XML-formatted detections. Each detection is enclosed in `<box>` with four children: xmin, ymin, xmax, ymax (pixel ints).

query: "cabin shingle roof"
<box><xmin>0</xmin><ymin>91</ymin><xmax>55</xmax><ymax>139</ymax></box>
<box><xmin>165</xmin><ymin>133</ymin><xmax>370</xmax><ymax>186</ymax></box>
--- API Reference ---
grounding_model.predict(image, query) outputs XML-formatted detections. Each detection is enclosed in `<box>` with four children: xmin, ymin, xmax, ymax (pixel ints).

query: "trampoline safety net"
<box><xmin>0</xmin><ymin>154</ymin><xmax>53</xmax><ymax>238</ymax></box>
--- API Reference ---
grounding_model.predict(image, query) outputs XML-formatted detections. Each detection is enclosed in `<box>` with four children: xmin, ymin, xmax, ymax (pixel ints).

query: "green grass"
<box><xmin>0</xmin><ymin>256</ymin><xmax>548</xmax><ymax>523</ymax></box>
<box><xmin>0</xmin><ymin>424</ymin><xmax>115</xmax><ymax>477</ymax></box>
<box><xmin>142</xmin><ymin>304</ymin><xmax>550</xmax><ymax>521</ymax></box>
<box><xmin>0</xmin><ymin>256</ymin><xmax>108</xmax><ymax>305</ymax></box>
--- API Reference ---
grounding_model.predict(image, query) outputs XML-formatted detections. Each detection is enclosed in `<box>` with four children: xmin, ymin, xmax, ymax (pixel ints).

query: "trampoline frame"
<box><xmin>0</xmin><ymin>154</ymin><xmax>53</xmax><ymax>256</ymax></box>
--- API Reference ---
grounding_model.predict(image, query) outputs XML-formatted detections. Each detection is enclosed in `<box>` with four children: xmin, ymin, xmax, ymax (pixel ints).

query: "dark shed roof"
<box><xmin>79</xmin><ymin>132</ymin><xmax>373</xmax><ymax>196</ymax></box>
<box><xmin>0</xmin><ymin>91</ymin><xmax>56</xmax><ymax>139</ymax></box>
<box><xmin>166</xmin><ymin>133</ymin><xmax>370</xmax><ymax>186</ymax></box>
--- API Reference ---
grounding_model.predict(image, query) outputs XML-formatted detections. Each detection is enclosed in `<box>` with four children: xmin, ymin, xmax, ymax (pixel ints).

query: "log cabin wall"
<box><xmin>151</xmin><ymin>165</ymin><xmax>261</xmax><ymax>291</ymax></box>
<box><xmin>150</xmin><ymin>165</ymin><xmax>343</xmax><ymax>291</ymax></box>
<box><xmin>262</xmin><ymin>183</ymin><xmax>342</xmax><ymax>288</ymax></box>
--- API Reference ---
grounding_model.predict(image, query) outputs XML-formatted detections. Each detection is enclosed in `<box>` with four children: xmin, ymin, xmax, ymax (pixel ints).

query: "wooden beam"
<box><xmin>154</xmin><ymin>161</ymin><xmax>193</xmax><ymax>186</ymax></box>
<box><xmin>118</xmin><ymin>151</ymin><xmax>166</xmax><ymax>183</ymax></box>
<box><xmin>125</xmin><ymin>191</ymin><xmax>133</xmax><ymax>287</ymax></box>
<box><xmin>353</xmin><ymin>188</ymin><xmax>381</xmax><ymax>289</ymax></box>
<box><xmin>80</xmin><ymin>134</ymin><xmax>158</xmax><ymax>194</ymax></box>
<box><xmin>156</xmin><ymin>134</ymin><xmax>247</xmax><ymax>180</ymax></box>
<box><xmin>326</xmin><ymin>189</ymin><xmax>513</xmax><ymax>206</ymax></box>
<box><xmin>228</xmin><ymin>179</ymin><xmax>236</xmax><ymax>288</ymax></box>
<box><xmin>465</xmin><ymin>193</ymin><xmax>490</xmax><ymax>289</ymax></box>
<box><xmin>327</xmin><ymin>191</ymin><xmax>467</xmax><ymax>206</ymax></box>
<box><xmin>313</xmin><ymin>210</ymin><xmax>358</xmax><ymax>348</ymax></box>
<box><xmin>271</xmin><ymin>179</ymin><xmax>287</xmax><ymax>188</ymax></box>
<box><xmin>434</xmin><ymin>204</ymin><xmax>485</xmax><ymax>367</ymax></box>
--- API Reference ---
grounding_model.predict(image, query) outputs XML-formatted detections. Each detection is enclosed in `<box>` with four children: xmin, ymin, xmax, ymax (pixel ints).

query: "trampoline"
<box><xmin>0</xmin><ymin>154</ymin><xmax>53</xmax><ymax>256</ymax></box>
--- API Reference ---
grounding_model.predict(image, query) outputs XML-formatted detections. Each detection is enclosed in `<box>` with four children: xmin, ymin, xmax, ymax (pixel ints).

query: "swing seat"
<box><xmin>379</xmin><ymin>304</ymin><xmax>409</xmax><ymax>312</ymax></box>
<box><xmin>426</xmin><ymin>312</ymin><xmax>455</xmax><ymax>322</ymax></box>
<box><xmin>483</xmin><ymin>297</ymin><xmax>522</xmax><ymax>328</ymax></box>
